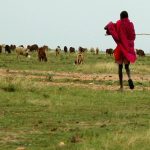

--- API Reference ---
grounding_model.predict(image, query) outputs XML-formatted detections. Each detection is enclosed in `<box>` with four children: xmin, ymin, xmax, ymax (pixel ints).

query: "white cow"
<box><xmin>15</xmin><ymin>47</ymin><xmax>30</xmax><ymax>58</ymax></box>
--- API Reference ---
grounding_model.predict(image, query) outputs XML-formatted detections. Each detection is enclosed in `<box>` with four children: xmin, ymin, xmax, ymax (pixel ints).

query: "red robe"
<box><xmin>105</xmin><ymin>18</ymin><xmax>137</xmax><ymax>63</ymax></box>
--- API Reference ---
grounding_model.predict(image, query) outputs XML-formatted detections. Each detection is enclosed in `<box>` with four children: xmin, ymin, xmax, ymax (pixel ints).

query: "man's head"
<box><xmin>120</xmin><ymin>11</ymin><xmax>128</xmax><ymax>19</ymax></box>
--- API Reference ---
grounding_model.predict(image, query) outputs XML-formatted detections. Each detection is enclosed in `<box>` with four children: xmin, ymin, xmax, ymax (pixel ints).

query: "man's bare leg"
<box><xmin>125</xmin><ymin>64</ymin><xmax>134</xmax><ymax>89</ymax></box>
<box><xmin>118</xmin><ymin>64</ymin><xmax>123</xmax><ymax>90</ymax></box>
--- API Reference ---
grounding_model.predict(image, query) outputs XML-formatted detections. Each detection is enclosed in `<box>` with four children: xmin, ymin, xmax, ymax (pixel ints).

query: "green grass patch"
<box><xmin>0</xmin><ymin>77</ymin><xmax>149</xmax><ymax>150</ymax></box>
<box><xmin>0</xmin><ymin>51</ymin><xmax>150</xmax><ymax>74</ymax></box>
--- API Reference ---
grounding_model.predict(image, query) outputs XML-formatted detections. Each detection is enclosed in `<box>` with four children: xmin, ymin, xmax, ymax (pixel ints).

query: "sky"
<box><xmin>0</xmin><ymin>0</ymin><xmax>150</xmax><ymax>53</ymax></box>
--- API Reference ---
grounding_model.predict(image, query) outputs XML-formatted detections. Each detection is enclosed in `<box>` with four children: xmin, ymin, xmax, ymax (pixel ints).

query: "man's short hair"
<box><xmin>120</xmin><ymin>11</ymin><xmax>128</xmax><ymax>19</ymax></box>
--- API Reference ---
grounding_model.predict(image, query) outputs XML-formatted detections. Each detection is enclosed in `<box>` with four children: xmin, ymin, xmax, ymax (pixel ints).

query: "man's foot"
<box><xmin>128</xmin><ymin>79</ymin><xmax>134</xmax><ymax>89</ymax></box>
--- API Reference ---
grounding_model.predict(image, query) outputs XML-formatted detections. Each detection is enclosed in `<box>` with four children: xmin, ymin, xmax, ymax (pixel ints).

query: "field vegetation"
<box><xmin>0</xmin><ymin>50</ymin><xmax>149</xmax><ymax>150</ymax></box>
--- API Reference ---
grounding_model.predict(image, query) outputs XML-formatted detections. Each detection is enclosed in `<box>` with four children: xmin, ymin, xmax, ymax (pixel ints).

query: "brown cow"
<box><xmin>55</xmin><ymin>46</ymin><xmax>61</xmax><ymax>56</ymax></box>
<box><xmin>43</xmin><ymin>45</ymin><xmax>49</xmax><ymax>51</ymax></box>
<box><xmin>106</xmin><ymin>48</ymin><xmax>114</xmax><ymax>56</ymax></box>
<box><xmin>74</xmin><ymin>52</ymin><xmax>84</xmax><ymax>65</ymax></box>
<box><xmin>96</xmin><ymin>48</ymin><xmax>99</xmax><ymax>55</ymax></box>
<box><xmin>136</xmin><ymin>49</ymin><xmax>145</xmax><ymax>57</ymax></box>
<box><xmin>64</xmin><ymin>46</ymin><xmax>68</xmax><ymax>54</ymax></box>
<box><xmin>38</xmin><ymin>47</ymin><xmax>47</xmax><ymax>62</ymax></box>
<box><xmin>78</xmin><ymin>47</ymin><xmax>87</xmax><ymax>53</ymax></box>
<box><xmin>28</xmin><ymin>44</ymin><xmax>39</xmax><ymax>52</ymax></box>
<box><xmin>69</xmin><ymin>47</ymin><xmax>75</xmax><ymax>53</ymax></box>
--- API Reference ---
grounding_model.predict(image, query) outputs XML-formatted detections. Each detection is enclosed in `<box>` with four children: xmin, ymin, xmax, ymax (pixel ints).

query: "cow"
<box><xmin>96</xmin><ymin>48</ymin><xmax>99</xmax><ymax>55</ymax></box>
<box><xmin>0</xmin><ymin>44</ymin><xmax>16</xmax><ymax>53</ymax></box>
<box><xmin>74</xmin><ymin>52</ymin><xmax>84</xmax><ymax>65</ymax></box>
<box><xmin>1</xmin><ymin>44</ymin><xmax>6</xmax><ymax>53</ymax></box>
<box><xmin>0</xmin><ymin>45</ymin><xmax>2</xmax><ymax>53</ymax></box>
<box><xmin>64</xmin><ymin>46</ymin><xmax>68</xmax><ymax>54</ymax></box>
<box><xmin>90</xmin><ymin>47</ymin><xmax>95</xmax><ymax>54</ymax></box>
<box><xmin>55</xmin><ymin>46</ymin><xmax>61</xmax><ymax>56</ymax></box>
<box><xmin>43</xmin><ymin>45</ymin><xmax>49</xmax><ymax>51</ymax></box>
<box><xmin>10</xmin><ymin>45</ymin><xmax>16</xmax><ymax>51</ymax></box>
<box><xmin>5</xmin><ymin>45</ymin><xmax>11</xmax><ymax>53</ymax></box>
<box><xmin>69</xmin><ymin>47</ymin><xmax>75</xmax><ymax>53</ymax></box>
<box><xmin>0</xmin><ymin>44</ymin><xmax>11</xmax><ymax>53</ymax></box>
<box><xmin>136</xmin><ymin>49</ymin><xmax>145</xmax><ymax>57</ymax></box>
<box><xmin>106</xmin><ymin>48</ymin><xmax>114</xmax><ymax>56</ymax></box>
<box><xmin>38</xmin><ymin>47</ymin><xmax>47</xmax><ymax>62</ymax></box>
<box><xmin>15</xmin><ymin>47</ymin><xmax>30</xmax><ymax>58</ymax></box>
<box><xmin>78</xmin><ymin>47</ymin><xmax>87</xmax><ymax>53</ymax></box>
<box><xmin>27</xmin><ymin>44</ymin><xmax>38</xmax><ymax>52</ymax></box>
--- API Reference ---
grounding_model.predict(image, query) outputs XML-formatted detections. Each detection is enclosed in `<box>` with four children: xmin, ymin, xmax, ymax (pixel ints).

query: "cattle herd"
<box><xmin>0</xmin><ymin>44</ymin><xmax>49</xmax><ymax>62</ymax></box>
<box><xmin>0</xmin><ymin>44</ymin><xmax>99</xmax><ymax>65</ymax></box>
<box><xmin>0</xmin><ymin>44</ymin><xmax>147</xmax><ymax>65</ymax></box>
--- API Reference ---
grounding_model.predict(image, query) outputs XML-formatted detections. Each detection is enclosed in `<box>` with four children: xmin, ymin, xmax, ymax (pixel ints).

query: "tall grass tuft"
<box><xmin>0</xmin><ymin>76</ymin><xmax>40</xmax><ymax>93</ymax></box>
<box><xmin>77</xmin><ymin>62</ymin><xmax>117</xmax><ymax>73</ymax></box>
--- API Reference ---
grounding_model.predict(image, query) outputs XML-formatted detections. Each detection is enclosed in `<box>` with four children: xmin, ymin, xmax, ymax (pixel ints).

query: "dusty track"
<box><xmin>0</xmin><ymin>69</ymin><xmax>149</xmax><ymax>91</ymax></box>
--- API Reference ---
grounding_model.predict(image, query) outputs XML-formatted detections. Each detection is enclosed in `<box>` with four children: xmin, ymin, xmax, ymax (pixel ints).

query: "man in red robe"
<box><xmin>105</xmin><ymin>11</ymin><xmax>136</xmax><ymax>90</ymax></box>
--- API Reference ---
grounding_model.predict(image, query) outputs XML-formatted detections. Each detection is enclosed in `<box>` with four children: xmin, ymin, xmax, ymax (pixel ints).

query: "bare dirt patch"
<box><xmin>0</xmin><ymin>69</ymin><xmax>149</xmax><ymax>91</ymax></box>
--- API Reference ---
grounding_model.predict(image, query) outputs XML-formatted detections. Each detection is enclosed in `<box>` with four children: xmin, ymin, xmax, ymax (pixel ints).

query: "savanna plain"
<box><xmin>0</xmin><ymin>50</ymin><xmax>150</xmax><ymax>150</ymax></box>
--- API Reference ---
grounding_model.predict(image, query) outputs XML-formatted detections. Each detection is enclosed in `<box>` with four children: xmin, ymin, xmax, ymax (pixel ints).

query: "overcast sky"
<box><xmin>0</xmin><ymin>0</ymin><xmax>150</xmax><ymax>53</ymax></box>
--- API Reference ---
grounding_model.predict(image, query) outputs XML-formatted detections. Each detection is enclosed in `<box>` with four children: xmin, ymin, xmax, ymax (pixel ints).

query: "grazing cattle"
<box><xmin>64</xmin><ymin>46</ymin><xmax>68</xmax><ymax>53</ymax></box>
<box><xmin>15</xmin><ymin>47</ymin><xmax>30</xmax><ymax>58</ymax></box>
<box><xmin>75</xmin><ymin>52</ymin><xmax>84</xmax><ymax>65</ymax></box>
<box><xmin>106</xmin><ymin>48</ymin><xmax>114</xmax><ymax>56</ymax></box>
<box><xmin>27</xmin><ymin>44</ymin><xmax>38</xmax><ymax>52</ymax></box>
<box><xmin>96</xmin><ymin>48</ymin><xmax>99</xmax><ymax>55</ymax></box>
<box><xmin>0</xmin><ymin>44</ymin><xmax>16</xmax><ymax>53</ymax></box>
<box><xmin>43</xmin><ymin>45</ymin><xmax>49</xmax><ymax>51</ymax></box>
<box><xmin>69</xmin><ymin>47</ymin><xmax>75</xmax><ymax>53</ymax></box>
<box><xmin>10</xmin><ymin>45</ymin><xmax>16</xmax><ymax>51</ymax></box>
<box><xmin>78</xmin><ymin>47</ymin><xmax>87</xmax><ymax>53</ymax></box>
<box><xmin>90</xmin><ymin>47</ymin><xmax>95</xmax><ymax>54</ymax></box>
<box><xmin>1</xmin><ymin>44</ymin><xmax>6</xmax><ymax>53</ymax></box>
<box><xmin>0</xmin><ymin>45</ymin><xmax>4</xmax><ymax>53</ymax></box>
<box><xmin>38</xmin><ymin>47</ymin><xmax>47</xmax><ymax>62</ymax></box>
<box><xmin>136</xmin><ymin>49</ymin><xmax>145</xmax><ymax>57</ymax></box>
<box><xmin>5</xmin><ymin>45</ymin><xmax>11</xmax><ymax>53</ymax></box>
<box><xmin>55</xmin><ymin>46</ymin><xmax>61</xmax><ymax>56</ymax></box>
<box><xmin>0</xmin><ymin>45</ymin><xmax>2</xmax><ymax>53</ymax></box>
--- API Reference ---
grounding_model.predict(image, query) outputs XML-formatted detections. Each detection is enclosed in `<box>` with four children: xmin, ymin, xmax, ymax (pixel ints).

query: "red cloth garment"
<box><xmin>105</xmin><ymin>18</ymin><xmax>137</xmax><ymax>63</ymax></box>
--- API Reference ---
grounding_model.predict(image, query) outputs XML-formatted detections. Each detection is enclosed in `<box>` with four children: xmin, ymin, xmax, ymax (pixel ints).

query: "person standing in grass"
<box><xmin>104</xmin><ymin>11</ymin><xmax>137</xmax><ymax>90</ymax></box>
